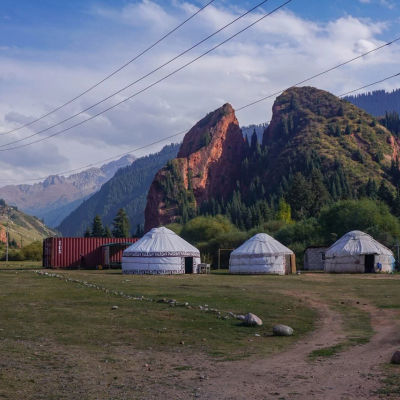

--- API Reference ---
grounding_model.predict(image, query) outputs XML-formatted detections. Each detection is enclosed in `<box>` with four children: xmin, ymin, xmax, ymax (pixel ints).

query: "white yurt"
<box><xmin>325</xmin><ymin>230</ymin><xmax>395</xmax><ymax>273</ymax></box>
<box><xmin>122</xmin><ymin>227</ymin><xmax>201</xmax><ymax>274</ymax></box>
<box><xmin>229</xmin><ymin>233</ymin><xmax>295</xmax><ymax>275</ymax></box>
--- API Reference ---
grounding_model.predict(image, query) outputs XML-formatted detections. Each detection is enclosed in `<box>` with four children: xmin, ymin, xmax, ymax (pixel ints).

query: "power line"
<box><xmin>0</xmin><ymin>129</ymin><xmax>188</xmax><ymax>183</ymax></box>
<box><xmin>2</xmin><ymin>22</ymin><xmax>398</xmax><ymax>152</ymax></box>
<box><xmin>0</xmin><ymin>0</ymin><xmax>276</xmax><ymax>149</ymax></box>
<box><xmin>2</xmin><ymin>74</ymin><xmax>399</xmax><ymax>185</ymax></box>
<box><xmin>339</xmin><ymin>72</ymin><xmax>400</xmax><ymax>97</ymax></box>
<box><xmin>0</xmin><ymin>0</ymin><xmax>217</xmax><ymax>136</ymax></box>
<box><xmin>236</xmin><ymin>36</ymin><xmax>400</xmax><ymax>111</ymax></box>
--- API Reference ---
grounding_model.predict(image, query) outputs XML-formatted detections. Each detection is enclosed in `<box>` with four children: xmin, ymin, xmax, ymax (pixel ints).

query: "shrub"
<box><xmin>180</xmin><ymin>215</ymin><xmax>236</xmax><ymax>244</ymax></box>
<box><xmin>319</xmin><ymin>199</ymin><xmax>400</xmax><ymax>247</ymax></box>
<box><xmin>21</xmin><ymin>241</ymin><xmax>43</xmax><ymax>261</ymax></box>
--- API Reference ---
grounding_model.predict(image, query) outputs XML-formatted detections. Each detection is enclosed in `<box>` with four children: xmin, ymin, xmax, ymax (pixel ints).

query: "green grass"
<box><xmin>309</xmin><ymin>344</ymin><xmax>344</xmax><ymax>358</ymax></box>
<box><xmin>0</xmin><ymin>260</ymin><xmax>41</xmax><ymax>270</ymax></box>
<box><xmin>376</xmin><ymin>364</ymin><xmax>400</xmax><ymax>397</ymax></box>
<box><xmin>2</xmin><ymin>268</ymin><xmax>400</xmax><ymax>399</ymax></box>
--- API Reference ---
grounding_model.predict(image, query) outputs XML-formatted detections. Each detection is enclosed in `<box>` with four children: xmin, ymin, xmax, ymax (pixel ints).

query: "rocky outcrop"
<box><xmin>145</xmin><ymin>104</ymin><xmax>244</xmax><ymax>231</ymax></box>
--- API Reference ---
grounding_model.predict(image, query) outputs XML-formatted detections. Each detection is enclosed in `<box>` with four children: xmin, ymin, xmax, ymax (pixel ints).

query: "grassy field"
<box><xmin>1</xmin><ymin>267</ymin><xmax>400</xmax><ymax>399</ymax></box>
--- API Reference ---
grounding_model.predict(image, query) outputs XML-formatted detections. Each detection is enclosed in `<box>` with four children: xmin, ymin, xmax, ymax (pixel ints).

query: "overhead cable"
<box><xmin>0</xmin><ymin>0</ymin><xmax>217</xmax><ymax>135</ymax></box>
<box><xmin>0</xmin><ymin>0</ymin><xmax>291</xmax><ymax>151</ymax></box>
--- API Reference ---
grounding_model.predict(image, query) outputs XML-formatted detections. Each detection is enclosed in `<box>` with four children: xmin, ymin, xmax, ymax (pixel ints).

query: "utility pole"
<box><xmin>5</xmin><ymin>212</ymin><xmax>9</xmax><ymax>264</ymax></box>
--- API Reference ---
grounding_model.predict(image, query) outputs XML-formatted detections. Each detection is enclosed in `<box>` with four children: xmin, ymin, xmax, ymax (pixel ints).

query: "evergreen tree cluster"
<box><xmin>381</xmin><ymin>111</ymin><xmax>400</xmax><ymax>137</ymax></box>
<box><xmin>84</xmin><ymin>208</ymin><xmax>136</xmax><ymax>238</ymax></box>
<box><xmin>58</xmin><ymin>143</ymin><xmax>180</xmax><ymax>236</ymax></box>
<box><xmin>346</xmin><ymin>89</ymin><xmax>400</xmax><ymax>117</ymax></box>
<box><xmin>160</xmin><ymin>159</ymin><xmax>197</xmax><ymax>224</ymax></box>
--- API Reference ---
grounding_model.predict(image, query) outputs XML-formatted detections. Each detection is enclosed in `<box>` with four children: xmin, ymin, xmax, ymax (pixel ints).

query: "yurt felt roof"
<box><xmin>325</xmin><ymin>230</ymin><xmax>393</xmax><ymax>257</ymax></box>
<box><xmin>231</xmin><ymin>233</ymin><xmax>293</xmax><ymax>257</ymax></box>
<box><xmin>123</xmin><ymin>227</ymin><xmax>200</xmax><ymax>257</ymax></box>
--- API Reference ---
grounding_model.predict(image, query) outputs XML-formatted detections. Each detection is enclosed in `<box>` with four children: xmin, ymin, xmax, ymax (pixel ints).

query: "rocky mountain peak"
<box><xmin>144</xmin><ymin>103</ymin><xmax>244</xmax><ymax>231</ymax></box>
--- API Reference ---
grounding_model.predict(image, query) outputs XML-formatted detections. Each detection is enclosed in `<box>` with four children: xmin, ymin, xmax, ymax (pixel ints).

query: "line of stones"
<box><xmin>32</xmin><ymin>270</ymin><xmax>246</xmax><ymax>321</ymax></box>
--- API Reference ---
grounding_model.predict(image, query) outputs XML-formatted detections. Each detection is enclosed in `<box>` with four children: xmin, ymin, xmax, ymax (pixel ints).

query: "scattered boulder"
<box><xmin>236</xmin><ymin>315</ymin><xmax>246</xmax><ymax>321</ymax></box>
<box><xmin>111</xmin><ymin>305</ymin><xmax>119</xmax><ymax>310</ymax></box>
<box><xmin>273</xmin><ymin>324</ymin><xmax>294</xmax><ymax>336</ymax></box>
<box><xmin>391</xmin><ymin>351</ymin><xmax>400</xmax><ymax>364</ymax></box>
<box><xmin>243</xmin><ymin>313</ymin><xmax>263</xmax><ymax>326</ymax></box>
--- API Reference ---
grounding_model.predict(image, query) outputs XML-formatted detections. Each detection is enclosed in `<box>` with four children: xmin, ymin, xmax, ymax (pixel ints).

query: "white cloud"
<box><xmin>358</xmin><ymin>0</ymin><xmax>396</xmax><ymax>8</ymax></box>
<box><xmin>0</xmin><ymin>1</ymin><xmax>399</xmax><ymax>184</ymax></box>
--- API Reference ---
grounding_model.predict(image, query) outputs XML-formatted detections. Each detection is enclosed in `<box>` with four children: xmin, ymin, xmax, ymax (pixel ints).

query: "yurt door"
<box><xmin>285</xmin><ymin>255</ymin><xmax>291</xmax><ymax>274</ymax></box>
<box><xmin>185</xmin><ymin>257</ymin><xmax>193</xmax><ymax>274</ymax></box>
<box><xmin>365</xmin><ymin>254</ymin><xmax>375</xmax><ymax>273</ymax></box>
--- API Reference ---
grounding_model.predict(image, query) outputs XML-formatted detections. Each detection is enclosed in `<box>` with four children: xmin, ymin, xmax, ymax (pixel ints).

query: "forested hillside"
<box><xmin>346</xmin><ymin>89</ymin><xmax>400</xmax><ymax>116</ymax></box>
<box><xmin>204</xmin><ymin>87</ymin><xmax>400</xmax><ymax>229</ymax></box>
<box><xmin>140</xmin><ymin>86</ymin><xmax>400</xmax><ymax>266</ymax></box>
<box><xmin>57</xmin><ymin>144</ymin><xmax>180</xmax><ymax>236</ymax></box>
<box><xmin>146</xmin><ymin>86</ymin><xmax>400</xmax><ymax>233</ymax></box>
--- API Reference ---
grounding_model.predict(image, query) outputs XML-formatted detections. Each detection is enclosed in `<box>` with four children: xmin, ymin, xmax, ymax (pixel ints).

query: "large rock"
<box><xmin>144</xmin><ymin>103</ymin><xmax>244</xmax><ymax>231</ymax></box>
<box><xmin>273</xmin><ymin>324</ymin><xmax>294</xmax><ymax>336</ymax></box>
<box><xmin>243</xmin><ymin>313</ymin><xmax>263</xmax><ymax>326</ymax></box>
<box><xmin>391</xmin><ymin>350</ymin><xmax>400</xmax><ymax>364</ymax></box>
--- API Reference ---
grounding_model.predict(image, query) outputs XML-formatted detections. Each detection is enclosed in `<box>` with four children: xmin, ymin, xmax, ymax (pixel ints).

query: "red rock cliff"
<box><xmin>145</xmin><ymin>103</ymin><xmax>244</xmax><ymax>231</ymax></box>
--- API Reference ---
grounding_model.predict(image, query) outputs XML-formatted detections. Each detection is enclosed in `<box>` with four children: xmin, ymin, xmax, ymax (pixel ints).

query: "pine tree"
<box><xmin>378</xmin><ymin>181</ymin><xmax>394</xmax><ymax>207</ymax></box>
<box><xmin>366</xmin><ymin>178</ymin><xmax>378</xmax><ymax>199</ymax></box>
<box><xmin>92</xmin><ymin>215</ymin><xmax>104</xmax><ymax>237</ymax></box>
<box><xmin>277</xmin><ymin>198</ymin><xmax>292</xmax><ymax>223</ymax></box>
<box><xmin>250</xmin><ymin>129</ymin><xmax>258</xmax><ymax>152</ymax></box>
<box><xmin>392</xmin><ymin>188</ymin><xmax>400</xmax><ymax>217</ymax></box>
<box><xmin>309</xmin><ymin>169</ymin><xmax>330</xmax><ymax>215</ymax></box>
<box><xmin>104</xmin><ymin>226</ymin><xmax>112</xmax><ymax>238</ymax></box>
<box><xmin>288</xmin><ymin>172</ymin><xmax>313</xmax><ymax>219</ymax></box>
<box><xmin>112</xmin><ymin>208</ymin><xmax>130</xmax><ymax>238</ymax></box>
<box><xmin>84</xmin><ymin>227</ymin><xmax>91</xmax><ymax>238</ymax></box>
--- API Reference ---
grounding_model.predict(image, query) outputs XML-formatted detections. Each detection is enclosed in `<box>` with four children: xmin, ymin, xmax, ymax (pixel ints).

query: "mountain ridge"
<box><xmin>0</xmin><ymin>154</ymin><xmax>135</xmax><ymax>227</ymax></box>
<box><xmin>144</xmin><ymin>86</ymin><xmax>400</xmax><ymax>231</ymax></box>
<box><xmin>57</xmin><ymin>144</ymin><xmax>180</xmax><ymax>237</ymax></box>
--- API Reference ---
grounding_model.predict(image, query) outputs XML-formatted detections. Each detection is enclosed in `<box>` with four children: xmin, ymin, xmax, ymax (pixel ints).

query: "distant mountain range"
<box><xmin>57</xmin><ymin>144</ymin><xmax>180</xmax><ymax>237</ymax></box>
<box><xmin>345</xmin><ymin>89</ymin><xmax>400</xmax><ymax>117</ymax></box>
<box><xmin>0</xmin><ymin>155</ymin><xmax>135</xmax><ymax>227</ymax></box>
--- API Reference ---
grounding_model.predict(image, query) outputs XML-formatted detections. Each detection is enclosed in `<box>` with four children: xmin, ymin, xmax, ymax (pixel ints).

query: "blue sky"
<box><xmin>0</xmin><ymin>0</ymin><xmax>399</xmax><ymax>182</ymax></box>
<box><xmin>1</xmin><ymin>1</ymin><xmax>398</xmax><ymax>50</ymax></box>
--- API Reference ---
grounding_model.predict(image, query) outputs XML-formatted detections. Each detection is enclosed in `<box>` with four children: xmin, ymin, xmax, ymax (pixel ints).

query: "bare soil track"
<box><xmin>189</xmin><ymin>296</ymin><xmax>400</xmax><ymax>400</ymax></box>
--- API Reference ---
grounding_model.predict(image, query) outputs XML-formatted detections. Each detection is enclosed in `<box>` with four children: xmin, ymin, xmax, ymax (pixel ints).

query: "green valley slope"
<box><xmin>57</xmin><ymin>144</ymin><xmax>180</xmax><ymax>236</ymax></box>
<box><xmin>145</xmin><ymin>86</ymin><xmax>400</xmax><ymax>230</ymax></box>
<box><xmin>0</xmin><ymin>203</ymin><xmax>56</xmax><ymax>247</ymax></box>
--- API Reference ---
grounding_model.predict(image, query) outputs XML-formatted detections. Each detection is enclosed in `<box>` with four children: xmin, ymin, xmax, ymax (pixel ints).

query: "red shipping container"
<box><xmin>43</xmin><ymin>237</ymin><xmax>138</xmax><ymax>269</ymax></box>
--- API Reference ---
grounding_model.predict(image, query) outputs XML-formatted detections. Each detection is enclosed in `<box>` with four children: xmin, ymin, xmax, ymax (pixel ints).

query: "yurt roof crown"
<box><xmin>325</xmin><ymin>230</ymin><xmax>393</xmax><ymax>257</ymax></box>
<box><xmin>123</xmin><ymin>227</ymin><xmax>199</xmax><ymax>257</ymax></box>
<box><xmin>231</xmin><ymin>233</ymin><xmax>293</xmax><ymax>257</ymax></box>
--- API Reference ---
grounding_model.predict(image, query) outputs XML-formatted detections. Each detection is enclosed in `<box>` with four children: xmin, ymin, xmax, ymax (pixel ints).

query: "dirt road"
<box><xmin>192</xmin><ymin>297</ymin><xmax>400</xmax><ymax>400</ymax></box>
